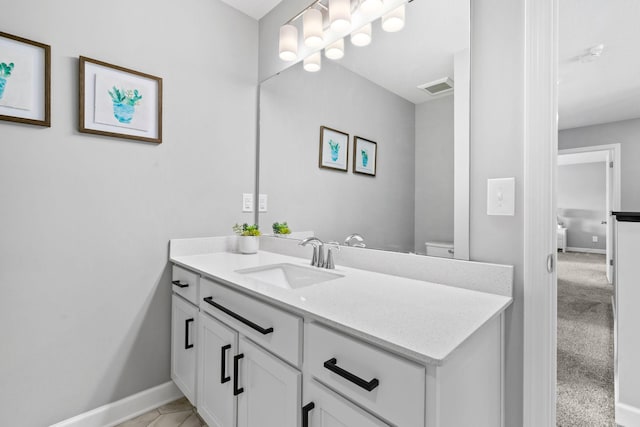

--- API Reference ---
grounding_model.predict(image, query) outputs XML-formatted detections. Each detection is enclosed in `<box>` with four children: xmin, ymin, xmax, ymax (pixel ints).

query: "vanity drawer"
<box><xmin>305</xmin><ymin>322</ymin><xmax>425</xmax><ymax>427</ymax></box>
<box><xmin>172</xmin><ymin>265</ymin><xmax>199</xmax><ymax>305</ymax></box>
<box><xmin>200</xmin><ymin>277</ymin><xmax>302</xmax><ymax>367</ymax></box>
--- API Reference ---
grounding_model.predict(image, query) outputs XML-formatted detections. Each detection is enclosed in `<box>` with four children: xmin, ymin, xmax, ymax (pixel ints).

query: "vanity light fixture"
<box><xmin>304</xmin><ymin>52</ymin><xmax>322</xmax><ymax>72</ymax></box>
<box><xmin>303</xmin><ymin>8</ymin><xmax>324</xmax><ymax>47</ymax></box>
<box><xmin>351</xmin><ymin>23</ymin><xmax>372</xmax><ymax>47</ymax></box>
<box><xmin>329</xmin><ymin>0</ymin><xmax>352</xmax><ymax>32</ymax></box>
<box><xmin>325</xmin><ymin>38</ymin><xmax>345</xmax><ymax>60</ymax></box>
<box><xmin>279</xmin><ymin>0</ymin><xmax>409</xmax><ymax>72</ymax></box>
<box><xmin>279</xmin><ymin>24</ymin><xmax>298</xmax><ymax>61</ymax></box>
<box><xmin>382</xmin><ymin>4</ymin><xmax>405</xmax><ymax>32</ymax></box>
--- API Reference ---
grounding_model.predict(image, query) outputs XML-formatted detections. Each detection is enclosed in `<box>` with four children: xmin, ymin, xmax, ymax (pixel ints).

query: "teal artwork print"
<box><xmin>329</xmin><ymin>139</ymin><xmax>340</xmax><ymax>162</ymax></box>
<box><xmin>0</xmin><ymin>62</ymin><xmax>15</xmax><ymax>100</ymax></box>
<box><xmin>361</xmin><ymin>149</ymin><xmax>369</xmax><ymax>167</ymax></box>
<box><xmin>108</xmin><ymin>86</ymin><xmax>142</xmax><ymax>124</ymax></box>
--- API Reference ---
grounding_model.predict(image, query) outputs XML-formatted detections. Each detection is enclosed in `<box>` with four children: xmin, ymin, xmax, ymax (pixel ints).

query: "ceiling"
<box><xmin>223</xmin><ymin>0</ymin><xmax>640</xmax><ymax>128</ymax></box>
<box><xmin>333</xmin><ymin>0</ymin><xmax>469</xmax><ymax>104</ymax></box>
<box><xmin>558</xmin><ymin>0</ymin><xmax>640</xmax><ymax>130</ymax></box>
<box><xmin>218</xmin><ymin>0</ymin><xmax>282</xmax><ymax>19</ymax></box>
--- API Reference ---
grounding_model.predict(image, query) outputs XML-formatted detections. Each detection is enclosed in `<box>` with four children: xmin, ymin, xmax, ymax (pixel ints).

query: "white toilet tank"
<box><xmin>425</xmin><ymin>241</ymin><xmax>454</xmax><ymax>258</ymax></box>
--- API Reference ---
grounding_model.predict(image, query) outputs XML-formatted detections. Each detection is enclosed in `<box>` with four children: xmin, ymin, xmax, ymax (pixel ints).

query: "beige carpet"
<box><xmin>556</xmin><ymin>252</ymin><xmax>615</xmax><ymax>426</ymax></box>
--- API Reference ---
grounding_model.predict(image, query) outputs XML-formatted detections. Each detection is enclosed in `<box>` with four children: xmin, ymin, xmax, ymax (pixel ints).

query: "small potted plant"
<box><xmin>272</xmin><ymin>222</ymin><xmax>291</xmax><ymax>237</ymax></box>
<box><xmin>233</xmin><ymin>223</ymin><xmax>261</xmax><ymax>254</ymax></box>
<box><xmin>108</xmin><ymin>85</ymin><xmax>143</xmax><ymax>124</ymax></box>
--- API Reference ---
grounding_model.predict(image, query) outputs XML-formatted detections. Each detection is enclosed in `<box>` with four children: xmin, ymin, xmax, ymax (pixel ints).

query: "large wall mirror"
<box><xmin>257</xmin><ymin>0</ymin><xmax>470</xmax><ymax>259</ymax></box>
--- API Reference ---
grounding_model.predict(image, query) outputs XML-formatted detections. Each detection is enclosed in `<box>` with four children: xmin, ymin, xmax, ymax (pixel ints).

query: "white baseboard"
<box><xmin>50</xmin><ymin>381</ymin><xmax>183</xmax><ymax>427</ymax></box>
<box><xmin>616</xmin><ymin>401</ymin><xmax>640</xmax><ymax>426</ymax></box>
<box><xmin>566</xmin><ymin>247</ymin><xmax>606</xmax><ymax>255</ymax></box>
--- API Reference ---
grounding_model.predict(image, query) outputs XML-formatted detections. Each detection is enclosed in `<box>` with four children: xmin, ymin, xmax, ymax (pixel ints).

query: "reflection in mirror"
<box><xmin>258</xmin><ymin>0</ymin><xmax>469</xmax><ymax>257</ymax></box>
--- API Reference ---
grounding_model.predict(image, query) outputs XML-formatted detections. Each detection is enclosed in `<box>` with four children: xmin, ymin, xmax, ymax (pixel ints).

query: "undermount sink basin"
<box><xmin>235</xmin><ymin>263</ymin><xmax>343</xmax><ymax>290</ymax></box>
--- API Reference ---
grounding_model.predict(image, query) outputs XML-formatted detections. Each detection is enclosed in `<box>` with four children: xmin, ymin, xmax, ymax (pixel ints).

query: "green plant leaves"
<box><xmin>233</xmin><ymin>222</ymin><xmax>261</xmax><ymax>236</ymax></box>
<box><xmin>108</xmin><ymin>86</ymin><xmax>143</xmax><ymax>106</ymax></box>
<box><xmin>0</xmin><ymin>62</ymin><xmax>15</xmax><ymax>77</ymax></box>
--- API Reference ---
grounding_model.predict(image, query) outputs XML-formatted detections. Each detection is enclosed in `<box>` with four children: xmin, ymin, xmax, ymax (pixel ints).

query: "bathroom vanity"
<box><xmin>169</xmin><ymin>236</ymin><xmax>513</xmax><ymax>427</ymax></box>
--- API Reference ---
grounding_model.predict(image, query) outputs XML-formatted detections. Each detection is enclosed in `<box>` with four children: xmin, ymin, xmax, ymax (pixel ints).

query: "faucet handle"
<box><xmin>324</xmin><ymin>242</ymin><xmax>340</xmax><ymax>269</ymax></box>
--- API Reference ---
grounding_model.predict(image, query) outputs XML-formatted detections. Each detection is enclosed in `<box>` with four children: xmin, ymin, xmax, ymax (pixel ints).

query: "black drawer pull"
<box><xmin>233</xmin><ymin>353</ymin><xmax>244</xmax><ymax>396</ymax></box>
<box><xmin>203</xmin><ymin>296</ymin><xmax>274</xmax><ymax>335</ymax></box>
<box><xmin>184</xmin><ymin>318</ymin><xmax>194</xmax><ymax>350</ymax></box>
<box><xmin>323</xmin><ymin>358</ymin><xmax>379</xmax><ymax>391</ymax></box>
<box><xmin>220</xmin><ymin>344</ymin><xmax>231</xmax><ymax>384</ymax></box>
<box><xmin>302</xmin><ymin>402</ymin><xmax>315</xmax><ymax>427</ymax></box>
<box><xmin>172</xmin><ymin>280</ymin><xmax>189</xmax><ymax>288</ymax></box>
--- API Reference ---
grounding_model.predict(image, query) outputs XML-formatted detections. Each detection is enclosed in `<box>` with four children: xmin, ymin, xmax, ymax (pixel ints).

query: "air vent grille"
<box><xmin>417</xmin><ymin>77</ymin><xmax>454</xmax><ymax>96</ymax></box>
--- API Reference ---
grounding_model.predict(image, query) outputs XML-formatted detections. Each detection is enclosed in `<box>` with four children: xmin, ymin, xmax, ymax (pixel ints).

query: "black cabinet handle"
<box><xmin>184</xmin><ymin>318</ymin><xmax>194</xmax><ymax>350</ymax></box>
<box><xmin>172</xmin><ymin>280</ymin><xmax>189</xmax><ymax>288</ymax></box>
<box><xmin>323</xmin><ymin>358</ymin><xmax>379</xmax><ymax>391</ymax></box>
<box><xmin>203</xmin><ymin>297</ymin><xmax>274</xmax><ymax>335</ymax></box>
<box><xmin>233</xmin><ymin>354</ymin><xmax>244</xmax><ymax>396</ymax></box>
<box><xmin>220</xmin><ymin>344</ymin><xmax>231</xmax><ymax>384</ymax></box>
<box><xmin>302</xmin><ymin>402</ymin><xmax>315</xmax><ymax>427</ymax></box>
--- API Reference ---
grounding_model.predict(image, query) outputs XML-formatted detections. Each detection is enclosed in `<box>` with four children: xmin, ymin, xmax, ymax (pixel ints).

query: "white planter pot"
<box><xmin>238</xmin><ymin>236</ymin><xmax>259</xmax><ymax>254</ymax></box>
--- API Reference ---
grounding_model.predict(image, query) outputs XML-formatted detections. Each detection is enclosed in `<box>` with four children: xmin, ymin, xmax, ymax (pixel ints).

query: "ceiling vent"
<box><xmin>417</xmin><ymin>77</ymin><xmax>454</xmax><ymax>96</ymax></box>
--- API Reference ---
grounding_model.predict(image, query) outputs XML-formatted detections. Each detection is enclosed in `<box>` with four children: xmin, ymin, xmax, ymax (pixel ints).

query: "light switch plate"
<box><xmin>259</xmin><ymin>194</ymin><xmax>268</xmax><ymax>212</ymax></box>
<box><xmin>487</xmin><ymin>177</ymin><xmax>515</xmax><ymax>216</ymax></box>
<box><xmin>242</xmin><ymin>193</ymin><xmax>253</xmax><ymax>213</ymax></box>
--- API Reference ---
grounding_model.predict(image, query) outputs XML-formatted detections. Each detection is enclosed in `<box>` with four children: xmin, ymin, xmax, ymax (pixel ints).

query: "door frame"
<box><xmin>522</xmin><ymin>0</ymin><xmax>558</xmax><ymax>425</ymax></box>
<box><xmin>558</xmin><ymin>143</ymin><xmax>621</xmax><ymax>282</ymax></box>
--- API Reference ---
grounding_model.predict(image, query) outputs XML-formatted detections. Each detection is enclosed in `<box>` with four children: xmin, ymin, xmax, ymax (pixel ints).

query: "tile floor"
<box><xmin>115</xmin><ymin>397</ymin><xmax>206</xmax><ymax>427</ymax></box>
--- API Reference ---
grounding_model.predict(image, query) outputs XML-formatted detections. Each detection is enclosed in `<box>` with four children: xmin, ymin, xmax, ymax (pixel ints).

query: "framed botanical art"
<box><xmin>0</xmin><ymin>31</ymin><xmax>51</xmax><ymax>127</ymax></box>
<box><xmin>79</xmin><ymin>56</ymin><xmax>162</xmax><ymax>144</ymax></box>
<box><xmin>353</xmin><ymin>136</ymin><xmax>377</xmax><ymax>176</ymax></box>
<box><xmin>319</xmin><ymin>125</ymin><xmax>349</xmax><ymax>172</ymax></box>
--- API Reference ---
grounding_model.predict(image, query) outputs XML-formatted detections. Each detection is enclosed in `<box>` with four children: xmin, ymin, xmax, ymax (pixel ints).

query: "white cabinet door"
<box><xmin>198</xmin><ymin>312</ymin><xmax>238</xmax><ymax>427</ymax></box>
<box><xmin>237</xmin><ymin>337</ymin><xmax>301</xmax><ymax>427</ymax></box>
<box><xmin>303</xmin><ymin>379</ymin><xmax>390</xmax><ymax>427</ymax></box>
<box><xmin>171</xmin><ymin>295</ymin><xmax>198</xmax><ymax>405</ymax></box>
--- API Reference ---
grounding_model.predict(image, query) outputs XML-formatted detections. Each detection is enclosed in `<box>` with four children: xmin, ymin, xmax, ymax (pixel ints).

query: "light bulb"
<box><xmin>325</xmin><ymin>38</ymin><xmax>345</xmax><ymax>60</ymax></box>
<box><xmin>304</xmin><ymin>52</ymin><xmax>322</xmax><ymax>72</ymax></box>
<box><xmin>382</xmin><ymin>4</ymin><xmax>405</xmax><ymax>32</ymax></box>
<box><xmin>303</xmin><ymin>8</ymin><xmax>324</xmax><ymax>47</ymax></box>
<box><xmin>279</xmin><ymin>24</ymin><xmax>298</xmax><ymax>61</ymax></box>
<box><xmin>329</xmin><ymin>0</ymin><xmax>351</xmax><ymax>33</ymax></box>
<box><xmin>351</xmin><ymin>23</ymin><xmax>372</xmax><ymax>47</ymax></box>
<box><xmin>360</xmin><ymin>0</ymin><xmax>383</xmax><ymax>16</ymax></box>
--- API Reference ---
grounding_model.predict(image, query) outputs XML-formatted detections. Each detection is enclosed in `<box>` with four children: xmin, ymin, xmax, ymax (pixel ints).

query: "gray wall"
<box><xmin>0</xmin><ymin>1</ymin><xmax>257</xmax><ymax>426</ymax></box>
<box><xmin>259</xmin><ymin>60</ymin><xmax>416</xmax><ymax>252</ymax></box>
<box><xmin>558</xmin><ymin>162</ymin><xmax>607</xmax><ymax>250</ymax></box>
<box><xmin>414</xmin><ymin>95</ymin><xmax>455</xmax><ymax>253</ymax></box>
<box><xmin>470</xmin><ymin>0</ymin><xmax>525</xmax><ymax>424</ymax></box>
<box><xmin>559</xmin><ymin>118</ymin><xmax>640</xmax><ymax>211</ymax></box>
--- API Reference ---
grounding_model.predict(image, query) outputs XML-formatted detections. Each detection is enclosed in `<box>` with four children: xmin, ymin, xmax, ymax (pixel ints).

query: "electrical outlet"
<box><xmin>259</xmin><ymin>194</ymin><xmax>268</xmax><ymax>212</ymax></box>
<box><xmin>242</xmin><ymin>193</ymin><xmax>253</xmax><ymax>212</ymax></box>
<box><xmin>592</xmin><ymin>235</ymin><xmax>598</xmax><ymax>243</ymax></box>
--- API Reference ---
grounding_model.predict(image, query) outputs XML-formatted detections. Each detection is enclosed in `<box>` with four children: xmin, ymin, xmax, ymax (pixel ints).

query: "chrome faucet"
<box><xmin>324</xmin><ymin>242</ymin><xmax>341</xmax><ymax>270</ymax></box>
<box><xmin>344</xmin><ymin>233</ymin><xmax>366</xmax><ymax>248</ymax></box>
<box><xmin>299</xmin><ymin>237</ymin><xmax>325</xmax><ymax>267</ymax></box>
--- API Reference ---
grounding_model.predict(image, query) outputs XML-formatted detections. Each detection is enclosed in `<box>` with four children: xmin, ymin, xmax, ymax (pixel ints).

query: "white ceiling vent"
<box><xmin>417</xmin><ymin>77</ymin><xmax>454</xmax><ymax>96</ymax></box>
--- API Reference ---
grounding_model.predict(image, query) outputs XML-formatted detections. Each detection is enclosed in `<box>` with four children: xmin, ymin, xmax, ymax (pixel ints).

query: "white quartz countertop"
<box><xmin>171</xmin><ymin>250</ymin><xmax>512</xmax><ymax>366</ymax></box>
